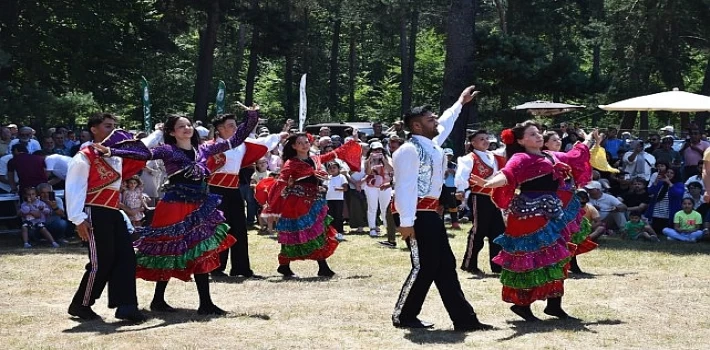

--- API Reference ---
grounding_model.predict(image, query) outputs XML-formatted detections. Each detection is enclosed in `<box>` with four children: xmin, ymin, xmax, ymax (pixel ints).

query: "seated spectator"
<box><xmin>648</xmin><ymin>161</ymin><xmax>670</xmax><ymax>187</ymax></box>
<box><xmin>0</xmin><ymin>127</ymin><xmax>11</xmax><ymax>155</ymax></box>
<box><xmin>19</xmin><ymin>187</ymin><xmax>59</xmax><ymax>248</ymax></box>
<box><xmin>585</xmin><ymin>181</ymin><xmax>628</xmax><ymax>231</ymax></box>
<box><xmin>7</xmin><ymin>143</ymin><xmax>48</xmax><ymax>193</ymax></box>
<box><xmin>51</xmin><ymin>131</ymin><xmax>71</xmax><ymax>155</ymax></box>
<box><xmin>608</xmin><ymin>171</ymin><xmax>631</xmax><ymax>197</ymax></box>
<box><xmin>621</xmin><ymin>177</ymin><xmax>650</xmax><ymax>215</ymax></box>
<box><xmin>685</xmin><ymin>181</ymin><xmax>705</xmax><ymax>210</ymax></box>
<box><xmin>8</xmin><ymin>127</ymin><xmax>41</xmax><ymax>155</ymax></box>
<box><xmin>622</xmin><ymin>140</ymin><xmax>655</xmax><ymax>181</ymax></box>
<box><xmin>69</xmin><ymin>130</ymin><xmax>92</xmax><ymax>156</ymax></box>
<box><xmin>663</xmin><ymin>198</ymin><xmax>705</xmax><ymax>242</ymax></box>
<box><xmin>578</xmin><ymin>190</ymin><xmax>606</xmax><ymax>240</ymax></box>
<box><xmin>622</xmin><ymin>211</ymin><xmax>660</xmax><ymax>242</ymax></box>
<box><xmin>645</xmin><ymin>133</ymin><xmax>661</xmax><ymax>154</ymax></box>
<box><xmin>652</xmin><ymin>136</ymin><xmax>682</xmax><ymax>172</ymax></box>
<box><xmin>646</xmin><ymin>168</ymin><xmax>685</xmax><ymax>235</ymax></box>
<box><xmin>601</xmin><ymin>127</ymin><xmax>626</xmax><ymax>163</ymax></box>
<box><xmin>685</xmin><ymin>161</ymin><xmax>704</xmax><ymax>191</ymax></box>
<box><xmin>36</xmin><ymin>183</ymin><xmax>72</xmax><ymax>243</ymax></box>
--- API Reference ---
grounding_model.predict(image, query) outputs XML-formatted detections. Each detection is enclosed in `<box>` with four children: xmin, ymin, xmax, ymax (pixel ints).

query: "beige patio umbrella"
<box><xmin>599</xmin><ymin>88</ymin><xmax>710</xmax><ymax>112</ymax></box>
<box><xmin>512</xmin><ymin>100</ymin><xmax>586</xmax><ymax>116</ymax></box>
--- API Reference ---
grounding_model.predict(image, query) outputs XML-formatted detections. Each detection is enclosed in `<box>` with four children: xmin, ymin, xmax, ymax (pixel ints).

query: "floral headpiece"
<box><xmin>501</xmin><ymin>129</ymin><xmax>515</xmax><ymax>145</ymax></box>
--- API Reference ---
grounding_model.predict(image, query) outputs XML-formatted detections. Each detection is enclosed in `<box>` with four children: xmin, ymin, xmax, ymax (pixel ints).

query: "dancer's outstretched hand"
<box><xmin>237</xmin><ymin>102</ymin><xmax>260</xmax><ymax>111</ymax></box>
<box><xmin>459</xmin><ymin>85</ymin><xmax>481</xmax><ymax>105</ymax></box>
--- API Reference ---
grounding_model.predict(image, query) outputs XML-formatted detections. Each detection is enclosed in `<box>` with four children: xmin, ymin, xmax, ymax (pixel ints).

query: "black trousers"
<box><xmin>392</xmin><ymin>211</ymin><xmax>478</xmax><ymax>326</ymax></box>
<box><xmin>211</xmin><ymin>185</ymin><xmax>252</xmax><ymax>275</ymax></box>
<box><xmin>71</xmin><ymin>206</ymin><xmax>138</xmax><ymax>308</ymax></box>
<box><xmin>327</xmin><ymin>200</ymin><xmax>344</xmax><ymax>233</ymax></box>
<box><xmin>461</xmin><ymin>194</ymin><xmax>503</xmax><ymax>273</ymax></box>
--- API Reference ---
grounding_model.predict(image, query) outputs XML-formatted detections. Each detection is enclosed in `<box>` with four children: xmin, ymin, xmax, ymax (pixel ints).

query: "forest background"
<box><xmin>2</xmin><ymin>0</ymin><xmax>710</xmax><ymax>155</ymax></box>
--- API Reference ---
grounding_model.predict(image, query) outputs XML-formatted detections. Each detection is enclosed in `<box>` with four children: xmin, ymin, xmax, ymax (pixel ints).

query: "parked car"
<box><xmin>304</xmin><ymin>122</ymin><xmax>384</xmax><ymax>138</ymax></box>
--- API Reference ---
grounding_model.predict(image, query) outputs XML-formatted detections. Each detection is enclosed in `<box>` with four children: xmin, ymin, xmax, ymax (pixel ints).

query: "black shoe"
<box><xmin>454</xmin><ymin>321</ymin><xmax>495</xmax><ymax>332</ymax></box>
<box><xmin>543</xmin><ymin>307</ymin><xmax>578</xmax><ymax>320</ymax></box>
<box><xmin>393</xmin><ymin>318</ymin><xmax>435</xmax><ymax>329</ymax></box>
<box><xmin>68</xmin><ymin>303</ymin><xmax>100</xmax><ymax>320</ymax></box>
<box><xmin>277</xmin><ymin>265</ymin><xmax>297</xmax><ymax>278</ymax></box>
<box><xmin>150</xmin><ymin>300</ymin><xmax>177</xmax><ymax>313</ymax></box>
<box><xmin>197</xmin><ymin>304</ymin><xmax>227</xmax><ymax>316</ymax></box>
<box><xmin>317</xmin><ymin>268</ymin><xmax>336</xmax><ymax>277</ymax></box>
<box><xmin>211</xmin><ymin>270</ymin><xmax>228</xmax><ymax>277</ymax></box>
<box><xmin>462</xmin><ymin>267</ymin><xmax>485</xmax><ymax>277</ymax></box>
<box><xmin>115</xmin><ymin>305</ymin><xmax>148</xmax><ymax>323</ymax></box>
<box><xmin>231</xmin><ymin>271</ymin><xmax>266</xmax><ymax>279</ymax></box>
<box><xmin>378</xmin><ymin>241</ymin><xmax>397</xmax><ymax>248</ymax></box>
<box><xmin>510</xmin><ymin>305</ymin><xmax>540</xmax><ymax>322</ymax></box>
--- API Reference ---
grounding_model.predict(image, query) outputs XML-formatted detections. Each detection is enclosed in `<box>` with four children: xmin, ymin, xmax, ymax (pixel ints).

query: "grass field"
<box><xmin>1</xmin><ymin>224</ymin><xmax>710</xmax><ymax>350</ymax></box>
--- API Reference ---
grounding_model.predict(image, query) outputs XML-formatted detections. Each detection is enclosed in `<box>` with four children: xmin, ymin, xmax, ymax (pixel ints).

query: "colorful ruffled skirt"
<box><xmin>492</xmin><ymin>189</ymin><xmax>597</xmax><ymax>305</ymax></box>
<box><xmin>275</xmin><ymin>183</ymin><xmax>338</xmax><ymax>265</ymax></box>
<box><xmin>134</xmin><ymin>184</ymin><xmax>236</xmax><ymax>282</ymax></box>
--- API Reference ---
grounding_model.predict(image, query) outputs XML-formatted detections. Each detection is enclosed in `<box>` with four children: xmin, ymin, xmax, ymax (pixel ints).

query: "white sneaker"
<box><xmin>23</xmin><ymin>243</ymin><xmax>31</xmax><ymax>249</ymax></box>
<box><xmin>369</xmin><ymin>230</ymin><xmax>379</xmax><ymax>237</ymax></box>
<box><xmin>335</xmin><ymin>233</ymin><xmax>346</xmax><ymax>242</ymax></box>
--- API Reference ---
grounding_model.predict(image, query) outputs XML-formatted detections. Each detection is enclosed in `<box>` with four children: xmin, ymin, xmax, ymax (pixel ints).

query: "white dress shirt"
<box><xmin>393</xmin><ymin>101</ymin><xmax>462</xmax><ymax>227</ymax></box>
<box><xmin>9</xmin><ymin>139</ymin><xmax>41</xmax><ymax>155</ymax></box>
<box><xmin>45</xmin><ymin>154</ymin><xmax>72</xmax><ymax>180</ymax></box>
<box><xmin>454</xmin><ymin>149</ymin><xmax>499</xmax><ymax>192</ymax></box>
<box><xmin>212</xmin><ymin>133</ymin><xmax>282</xmax><ymax>175</ymax></box>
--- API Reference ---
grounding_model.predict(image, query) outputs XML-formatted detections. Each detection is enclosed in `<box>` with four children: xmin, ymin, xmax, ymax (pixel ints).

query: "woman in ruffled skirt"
<box><xmin>471</xmin><ymin>121</ymin><xmax>600</xmax><ymax>321</ymax></box>
<box><xmin>94</xmin><ymin>109</ymin><xmax>258</xmax><ymax>315</ymax></box>
<box><xmin>263</xmin><ymin>133</ymin><xmax>361</xmax><ymax>278</ymax></box>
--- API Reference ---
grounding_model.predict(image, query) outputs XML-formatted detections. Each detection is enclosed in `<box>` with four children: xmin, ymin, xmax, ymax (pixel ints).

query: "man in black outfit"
<box><xmin>391</xmin><ymin>86</ymin><xmax>492</xmax><ymax>332</ymax></box>
<box><xmin>65</xmin><ymin>113</ymin><xmax>146</xmax><ymax>322</ymax></box>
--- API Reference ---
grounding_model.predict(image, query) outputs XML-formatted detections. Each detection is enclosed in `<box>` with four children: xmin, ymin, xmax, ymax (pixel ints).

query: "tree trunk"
<box><xmin>0</xmin><ymin>0</ymin><xmax>19</xmax><ymax>82</ymax></box>
<box><xmin>348</xmin><ymin>23</ymin><xmax>357</xmax><ymax>121</ymax></box>
<box><xmin>440</xmin><ymin>0</ymin><xmax>477</xmax><ymax>157</ymax></box>
<box><xmin>407</xmin><ymin>6</ymin><xmax>419</xmax><ymax>88</ymax></box>
<box><xmin>639</xmin><ymin>111</ymin><xmax>649</xmax><ymax>140</ymax></box>
<box><xmin>694</xmin><ymin>55</ymin><xmax>710</xmax><ymax>130</ymax></box>
<box><xmin>328</xmin><ymin>3</ymin><xmax>342</xmax><ymax>120</ymax></box>
<box><xmin>492</xmin><ymin>0</ymin><xmax>507</xmax><ymax>34</ymax></box>
<box><xmin>233</xmin><ymin>23</ymin><xmax>247</xmax><ymax>101</ymax></box>
<box><xmin>193</xmin><ymin>0</ymin><xmax>221</xmax><ymax>122</ymax></box>
<box><xmin>284</xmin><ymin>0</ymin><xmax>294</xmax><ymax>120</ymax></box>
<box><xmin>244</xmin><ymin>0</ymin><xmax>260</xmax><ymax>106</ymax></box>
<box><xmin>620</xmin><ymin>111</ymin><xmax>637</xmax><ymax>131</ymax></box>
<box><xmin>302</xmin><ymin>7</ymin><xmax>310</xmax><ymax>75</ymax></box>
<box><xmin>399</xmin><ymin>13</ymin><xmax>410</xmax><ymax>117</ymax></box>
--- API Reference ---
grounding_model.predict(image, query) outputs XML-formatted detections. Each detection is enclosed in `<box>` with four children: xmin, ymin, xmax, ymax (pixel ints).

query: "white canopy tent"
<box><xmin>512</xmin><ymin>100</ymin><xmax>586</xmax><ymax>116</ymax></box>
<box><xmin>599</xmin><ymin>88</ymin><xmax>710</xmax><ymax>112</ymax></box>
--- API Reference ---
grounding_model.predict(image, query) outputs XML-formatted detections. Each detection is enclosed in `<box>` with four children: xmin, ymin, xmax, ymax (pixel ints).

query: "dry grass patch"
<box><xmin>1</xmin><ymin>226</ymin><xmax>710</xmax><ymax>349</ymax></box>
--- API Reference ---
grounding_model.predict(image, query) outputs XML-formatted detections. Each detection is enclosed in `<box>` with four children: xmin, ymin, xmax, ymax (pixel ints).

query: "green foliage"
<box><xmin>1</xmin><ymin>0</ymin><xmax>710</xmax><ymax>134</ymax></box>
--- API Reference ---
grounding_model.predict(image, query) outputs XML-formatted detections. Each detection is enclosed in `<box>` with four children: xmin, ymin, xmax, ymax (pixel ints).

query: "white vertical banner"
<box><xmin>299</xmin><ymin>74</ymin><xmax>307</xmax><ymax>132</ymax></box>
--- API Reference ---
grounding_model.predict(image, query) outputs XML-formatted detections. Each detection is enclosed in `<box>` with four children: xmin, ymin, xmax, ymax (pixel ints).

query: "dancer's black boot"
<box><xmin>510</xmin><ymin>305</ymin><xmax>540</xmax><ymax>322</ymax></box>
<box><xmin>150</xmin><ymin>281</ymin><xmax>176</xmax><ymax>312</ymax></box>
<box><xmin>544</xmin><ymin>297</ymin><xmax>577</xmax><ymax>320</ymax></box>
<box><xmin>195</xmin><ymin>273</ymin><xmax>226</xmax><ymax>315</ymax></box>
<box><xmin>317</xmin><ymin>259</ymin><xmax>335</xmax><ymax>277</ymax></box>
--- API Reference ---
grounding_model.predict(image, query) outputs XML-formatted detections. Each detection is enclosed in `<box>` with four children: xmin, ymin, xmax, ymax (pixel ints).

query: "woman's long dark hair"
<box><xmin>505</xmin><ymin>120</ymin><xmax>542</xmax><ymax>159</ymax></box>
<box><xmin>282</xmin><ymin>132</ymin><xmax>308</xmax><ymax>162</ymax></box>
<box><xmin>163</xmin><ymin>114</ymin><xmax>201</xmax><ymax>148</ymax></box>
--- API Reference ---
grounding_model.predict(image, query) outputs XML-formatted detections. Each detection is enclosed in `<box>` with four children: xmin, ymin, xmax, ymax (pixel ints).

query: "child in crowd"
<box><xmin>120</xmin><ymin>176</ymin><xmax>149</xmax><ymax>227</ymax></box>
<box><xmin>325</xmin><ymin>162</ymin><xmax>348</xmax><ymax>242</ymax></box>
<box><xmin>663</xmin><ymin>198</ymin><xmax>705</xmax><ymax>242</ymax></box>
<box><xmin>622</xmin><ymin>211</ymin><xmax>660</xmax><ymax>242</ymax></box>
<box><xmin>251</xmin><ymin>158</ymin><xmax>271</xmax><ymax>234</ymax></box>
<box><xmin>20</xmin><ymin>187</ymin><xmax>58</xmax><ymax>248</ymax></box>
<box><xmin>578</xmin><ymin>190</ymin><xmax>606</xmax><ymax>240</ymax></box>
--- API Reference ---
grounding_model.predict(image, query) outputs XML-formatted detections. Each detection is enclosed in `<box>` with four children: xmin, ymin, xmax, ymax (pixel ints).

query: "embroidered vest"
<box><xmin>80</xmin><ymin>148</ymin><xmax>122</xmax><ymax>209</ymax></box>
<box><xmin>468</xmin><ymin>151</ymin><xmax>506</xmax><ymax>196</ymax></box>
<box><xmin>410</xmin><ymin>137</ymin><xmax>434</xmax><ymax>197</ymax></box>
